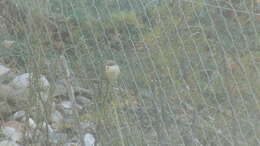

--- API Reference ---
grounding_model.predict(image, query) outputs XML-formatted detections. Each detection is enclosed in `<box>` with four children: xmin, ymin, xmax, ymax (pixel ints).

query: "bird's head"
<box><xmin>104</xmin><ymin>60</ymin><xmax>120</xmax><ymax>82</ymax></box>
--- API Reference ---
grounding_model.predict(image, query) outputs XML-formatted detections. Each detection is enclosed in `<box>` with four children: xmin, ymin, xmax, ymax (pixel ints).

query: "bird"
<box><xmin>97</xmin><ymin>60</ymin><xmax>120</xmax><ymax>106</ymax></box>
<box><xmin>96</xmin><ymin>60</ymin><xmax>120</xmax><ymax>140</ymax></box>
<box><xmin>104</xmin><ymin>60</ymin><xmax>120</xmax><ymax>82</ymax></box>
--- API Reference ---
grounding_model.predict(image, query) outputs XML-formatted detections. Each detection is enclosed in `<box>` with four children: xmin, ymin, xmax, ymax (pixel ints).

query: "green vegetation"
<box><xmin>0</xmin><ymin>0</ymin><xmax>259</xmax><ymax>145</ymax></box>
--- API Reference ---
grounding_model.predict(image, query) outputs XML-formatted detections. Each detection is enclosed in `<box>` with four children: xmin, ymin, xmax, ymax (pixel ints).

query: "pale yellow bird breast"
<box><xmin>105</xmin><ymin>65</ymin><xmax>120</xmax><ymax>81</ymax></box>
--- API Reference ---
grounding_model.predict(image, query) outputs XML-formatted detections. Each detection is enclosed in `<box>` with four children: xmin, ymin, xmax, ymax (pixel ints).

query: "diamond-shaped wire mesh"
<box><xmin>0</xmin><ymin>0</ymin><xmax>259</xmax><ymax>145</ymax></box>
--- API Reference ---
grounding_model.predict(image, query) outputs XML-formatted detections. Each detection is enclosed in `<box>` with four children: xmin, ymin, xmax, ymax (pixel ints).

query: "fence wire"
<box><xmin>0</xmin><ymin>0</ymin><xmax>260</xmax><ymax>145</ymax></box>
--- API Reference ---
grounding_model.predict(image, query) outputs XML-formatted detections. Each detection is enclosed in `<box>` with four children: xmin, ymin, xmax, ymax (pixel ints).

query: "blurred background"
<box><xmin>0</xmin><ymin>0</ymin><xmax>260</xmax><ymax>145</ymax></box>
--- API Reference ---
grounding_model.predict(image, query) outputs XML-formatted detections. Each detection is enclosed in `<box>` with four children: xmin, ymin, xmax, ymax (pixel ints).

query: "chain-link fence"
<box><xmin>0</xmin><ymin>0</ymin><xmax>259</xmax><ymax>145</ymax></box>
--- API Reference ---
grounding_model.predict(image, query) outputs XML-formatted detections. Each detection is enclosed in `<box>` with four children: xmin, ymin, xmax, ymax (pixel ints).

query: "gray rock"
<box><xmin>52</xmin><ymin>82</ymin><xmax>67</xmax><ymax>98</ymax></box>
<box><xmin>0</xmin><ymin>140</ymin><xmax>20</xmax><ymax>146</ymax></box>
<box><xmin>65</xmin><ymin>142</ymin><xmax>80</xmax><ymax>146</ymax></box>
<box><xmin>74</xmin><ymin>87</ymin><xmax>94</xmax><ymax>99</ymax></box>
<box><xmin>80</xmin><ymin>122</ymin><xmax>96</xmax><ymax>132</ymax></box>
<box><xmin>11</xmin><ymin>111</ymin><xmax>26</xmax><ymax>121</ymax></box>
<box><xmin>0</xmin><ymin>101</ymin><xmax>14</xmax><ymax>119</ymax></box>
<box><xmin>51</xmin><ymin>110</ymin><xmax>64</xmax><ymax>130</ymax></box>
<box><xmin>9</xmin><ymin>73</ymin><xmax>49</xmax><ymax>90</ymax></box>
<box><xmin>0</xmin><ymin>84</ymin><xmax>34</xmax><ymax>114</ymax></box>
<box><xmin>1</xmin><ymin>40</ymin><xmax>15</xmax><ymax>48</ymax></box>
<box><xmin>57</xmin><ymin>101</ymin><xmax>82</xmax><ymax>116</ymax></box>
<box><xmin>76</xmin><ymin>96</ymin><xmax>93</xmax><ymax>106</ymax></box>
<box><xmin>52</xmin><ymin>82</ymin><xmax>94</xmax><ymax>99</ymax></box>
<box><xmin>1</xmin><ymin>121</ymin><xmax>24</xmax><ymax>142</ymax></box>
<box><xmin>8</xmin><ymin>73</ymin><xmax>50</xmax><ymax>102</ymax></box>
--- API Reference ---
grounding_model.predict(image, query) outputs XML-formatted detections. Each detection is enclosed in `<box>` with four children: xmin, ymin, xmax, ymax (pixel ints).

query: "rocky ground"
<box><xmin>0</xmin><ymin>51</ymin><xmax>96</xmax><ymax>146</ymax></box>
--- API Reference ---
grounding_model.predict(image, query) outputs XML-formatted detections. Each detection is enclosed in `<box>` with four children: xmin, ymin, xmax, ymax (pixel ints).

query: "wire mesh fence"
<box><xmin>0</xmin><ymin>0</ymin><xmax>260</xmax><ymax>145</ymax></box>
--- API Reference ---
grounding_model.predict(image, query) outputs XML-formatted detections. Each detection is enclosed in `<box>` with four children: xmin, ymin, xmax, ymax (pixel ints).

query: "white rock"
<box><xmin>9</xmin><ymin>73</ymin><xmax>49</xmax><ymax>89</ymax></box>
<box><xmin>0</xmin><ymin>140</ymin><xmax>20</xmax><ymax>146</ymax></box>
<box><xmin>84</xmin><ymin>133</ymin><xmax>95</xmax><ymax>146</ymax></box>
<box><xmin>0</xmin><ymin>64</ymin><xmax>10</xmax><ymax>76</ymax></box>
<box><xmin>29</xmin><ymin>118</ymin><xmax>37</xmax><ymax>130</ymax></box>
<box><xmin>61</xmin><ymin>101</ymin><xmax>73</xmax><ymax>109</ymax></box>
<box><xmin>42</xmin><ymin>122</ymin><xmax>54</xmax><ymax>133</ymax></box>
<box><xmin>1</xmin><ymin>40</ymin><xmax>15</xmax><ymax>48</ymax></box>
